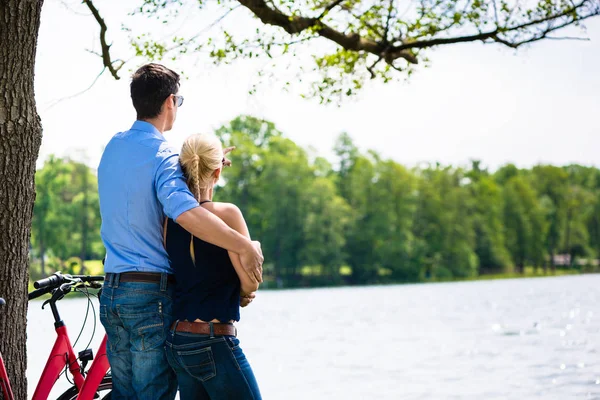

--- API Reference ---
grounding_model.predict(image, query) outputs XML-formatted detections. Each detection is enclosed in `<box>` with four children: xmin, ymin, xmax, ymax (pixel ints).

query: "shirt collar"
<box><xmin>130</xmin><ymin>120</ymin><xmax>165</xmax><ymax>140</ymax></box>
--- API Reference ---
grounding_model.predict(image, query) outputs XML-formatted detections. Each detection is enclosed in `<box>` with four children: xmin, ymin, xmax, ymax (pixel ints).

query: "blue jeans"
<box><xmin>165</xmin><ymin>324</ymin><xmax>262</xmax><ymax>400</ymax></box>
<box><xmin>99</xmin><ymin>273</ymin><xmax>177</xmax><ymax>400</ymax></box>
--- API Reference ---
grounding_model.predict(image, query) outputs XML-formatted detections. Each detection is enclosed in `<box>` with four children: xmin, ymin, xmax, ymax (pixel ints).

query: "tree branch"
<box><xmin>544</xmin><ymin>36</ymin><xmax>591</xmax><ymax>41</ymax></box>
<box><xmin>237</xmin><ymin>0</ymin><xmax>418</xmax><ymax>63</ymax></box>
<box><xmin>164</xmin><ymin>5</ymin><xmax>241</xmax><ymax>53</ymax></box>
<box><xmin>388</xmin><ymin>0</ymin><xmax>598</xmax><ymax>56</ymax></box>
<box><xmin>383</xmin><ymin>0</ymin><xmax>394</xmax><ymax>43</ymax></box>
<box><xmin>340</xmin><ymin>4</ymin><xmax>385</xmax><ymax>39</ymax></box>
<box><xmin>238</xmin><ymin>0</ymin><xmax>599</xmax><ymax>67</ymax></box>
<box><xmin>492</xmin><ymin>0</ymin><xmax>501</xmax><ymax>26</ymax></box>
<box><xmin>491</xmin><ymin>17</ymin><xmax>594</xmax><ymax>48</ymax></box>
<box><xmin>317</xmin><ymin>0</ymin><xmax>346</xmax><ymax>19</ymax></box>
<box><xmin>82</xmin><ymin>0</ymin><xmax>124</xmax><ymax>80</ymax></box>
<box><xmin>44</xmin><ymin>68</ymin><xmax>107</xmax><ymax>111</ymax></box>
<box><xmin>366</xmin><ymin>55</ymin><xmax>383</xmax><ymax>79</ymax></box>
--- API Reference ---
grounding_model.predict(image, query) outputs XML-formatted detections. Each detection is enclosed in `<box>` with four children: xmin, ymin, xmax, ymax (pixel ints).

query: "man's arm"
<box><xmin>176</xmin><ymin>207</ymin><xmax>264</xmax><ymax>282</ymax></box>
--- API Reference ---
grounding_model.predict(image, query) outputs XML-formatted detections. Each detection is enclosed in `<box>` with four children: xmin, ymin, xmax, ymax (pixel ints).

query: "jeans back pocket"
<box><xmin>117</xmin><ymin>301</ymin><xmax>165</xmax><ymax>351</ymax></box>
<box><xmin>178</xmin><ymin>346</ymin><xmax>216</xmax><ymax>382</ymax></box>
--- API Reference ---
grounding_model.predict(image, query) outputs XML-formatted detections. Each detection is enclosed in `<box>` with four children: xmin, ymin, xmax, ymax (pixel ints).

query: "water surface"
<box><xmin>27</xmin><ymin>274</ymin><xmax>600</xmax><ymax>399</ymax></box>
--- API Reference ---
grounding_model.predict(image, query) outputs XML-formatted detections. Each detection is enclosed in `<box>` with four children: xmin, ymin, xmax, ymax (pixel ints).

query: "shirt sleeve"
<box><xmin>155</xmin><ymin>150</ymin><xmax>199</xmax><ymax>220</ymax></box>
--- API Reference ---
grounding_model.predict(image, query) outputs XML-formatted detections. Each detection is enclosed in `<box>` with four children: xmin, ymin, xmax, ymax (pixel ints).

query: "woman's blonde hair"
<box><xmin>179</xmin><ymin>133</ymin><xmax>223</xmax><ymax>200</ymax></box>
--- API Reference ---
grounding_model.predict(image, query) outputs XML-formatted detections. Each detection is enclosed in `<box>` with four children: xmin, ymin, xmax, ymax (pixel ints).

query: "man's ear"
<box><xmin>162</xmin><ymin>94</ymin><xmax>174</xmax><ymax>113</ymax></box>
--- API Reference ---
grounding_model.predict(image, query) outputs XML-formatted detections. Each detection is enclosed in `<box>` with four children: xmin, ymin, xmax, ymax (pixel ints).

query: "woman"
<box><xmin>164</xmin><ymin>133</ymin><xmax>262</xmax><ymax>400</ymax></box>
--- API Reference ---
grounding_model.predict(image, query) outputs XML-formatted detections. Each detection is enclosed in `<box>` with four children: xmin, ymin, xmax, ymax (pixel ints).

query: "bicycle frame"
<box><xmin>31</xmin><ymin>325</ymin><xmax>109</xmax><ymax>400</ymax></box>
<box><xmin>0</xmin><ymin>281</ymin><xmax>110</xmax><ymax>400</ymax></box>
<box><xmin>0</xmin><ymin>348</ymin><xmax>15</xmax><ymax>400</ymax></box>
<box><xmin>77</xmin><ymin>334</ymin><xmax>110</xmax><ymax>399</ymax></box>
<box><xmin>0</xmin><ymin>327</ymin><xmax>109</xmax><ymax>400</ymax></box>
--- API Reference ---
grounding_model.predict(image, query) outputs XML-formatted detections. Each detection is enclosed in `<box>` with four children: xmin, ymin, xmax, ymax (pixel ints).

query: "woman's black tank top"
<box><xmin>164</xmin><ymin>207</ymin><xmax>241</xmax><ymax>322</ymax></box>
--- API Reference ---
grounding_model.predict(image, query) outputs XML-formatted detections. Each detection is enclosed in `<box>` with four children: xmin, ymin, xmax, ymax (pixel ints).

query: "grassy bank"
<box><xmin>433</xmin><ymin>266</ymin><xmax>582</xmax><ymax>284</ymax></box>
<box><xmin>29</xmin><ymin>259</ymin><xmax>593</xmax><ymax>291</ymax></box>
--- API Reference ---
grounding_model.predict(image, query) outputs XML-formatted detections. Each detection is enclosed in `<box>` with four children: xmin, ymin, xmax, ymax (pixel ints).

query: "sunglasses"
<box><xmin>173</xmin><ymin>95</ymin><xmax>184</xmax><ymax>107</ymax></box>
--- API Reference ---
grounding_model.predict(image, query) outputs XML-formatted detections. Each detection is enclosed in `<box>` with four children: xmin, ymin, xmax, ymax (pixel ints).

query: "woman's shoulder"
<box><xmin>202</xmin><ymin>202</ymin><xmax>243</xmax><ymax>228</ymax></box>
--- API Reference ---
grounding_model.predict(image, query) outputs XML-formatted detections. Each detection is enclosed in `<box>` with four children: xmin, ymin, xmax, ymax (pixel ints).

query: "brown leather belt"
<box><xmin>172</xmin><ymin>320</ymin><xmax>237</xmax><ymax>337</ymax></box>
<box><xmin>105</xmin><ymin>272</ymin><xmax>176</xmax><ymax>285</ymax></box>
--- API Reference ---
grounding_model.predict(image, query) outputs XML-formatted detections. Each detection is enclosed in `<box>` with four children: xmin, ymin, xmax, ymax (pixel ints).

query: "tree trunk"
<box><xmin>543</xmin><ymin>259</ymin><xmax>548</xmax><ymax>275</ymax></box>
<box><xmin>517</xmin><ymin>262</ymin><xmax>524</xmax><ymax>275</ymax></box>
<box><xmin>0</xmin><ymin>2</ymin><xmax>44</xmax><ymax>399</ymax></box>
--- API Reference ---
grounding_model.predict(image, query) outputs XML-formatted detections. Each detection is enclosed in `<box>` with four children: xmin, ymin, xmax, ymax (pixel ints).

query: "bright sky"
<box><xmin>35</xmin><ymin>0</ymin><xmax>600</xmax><ymax>172</ymax></box>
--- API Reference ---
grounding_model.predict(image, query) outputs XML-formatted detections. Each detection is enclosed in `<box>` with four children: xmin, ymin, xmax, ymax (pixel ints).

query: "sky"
<box><xmin>34</xmin><ymin>0</ymin><xmax>600</xmax><ymax>172</ymax></box>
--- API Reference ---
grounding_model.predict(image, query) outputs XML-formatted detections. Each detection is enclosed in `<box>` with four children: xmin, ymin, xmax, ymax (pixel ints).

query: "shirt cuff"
<box><xmin>166</xmin><ymin>194</ymin><xmax>200</xmax><ymax>221</ymax></box>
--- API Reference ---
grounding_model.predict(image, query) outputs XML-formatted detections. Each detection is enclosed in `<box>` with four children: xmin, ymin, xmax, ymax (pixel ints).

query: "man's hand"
<box><xmin>240</xmin><ymin>292</ymin><xmax>256</xmax><ymax>308</ymax></box>
<box><xmin>223</xmin><ymin>146</ymin><xmax>235</xmax><ymax>167</ymax></box>
<box><xmin>240</xmin><ymin>240</ymin><xmax>263</xmax><ymax>283</ymax></box>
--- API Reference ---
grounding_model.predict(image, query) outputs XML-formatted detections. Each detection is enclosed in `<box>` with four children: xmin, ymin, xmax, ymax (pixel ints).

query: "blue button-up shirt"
<box><xmin>98</xmin><ymin>121</ymin><xmax>199</xmax><ymax>274</ymax></box>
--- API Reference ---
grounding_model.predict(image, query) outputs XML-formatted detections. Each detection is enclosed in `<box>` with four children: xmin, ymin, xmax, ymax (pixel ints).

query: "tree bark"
<box><xmin>0</xmin><ymin>1</ymin><xmax>44</xmax><ymax>399</ymax></box>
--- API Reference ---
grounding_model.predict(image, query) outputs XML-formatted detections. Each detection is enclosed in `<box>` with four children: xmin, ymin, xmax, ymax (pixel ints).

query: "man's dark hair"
<box><xmin>130</xmin><ymin>63</ymin><xmax>180</xmax><ymax>120</ymax></box>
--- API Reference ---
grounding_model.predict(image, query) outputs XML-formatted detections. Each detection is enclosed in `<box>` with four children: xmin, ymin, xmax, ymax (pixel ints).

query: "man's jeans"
<box><xmin>99</xmin><ymin>273</ymin><xmax>177</xmax><ymax>400</ymax></box>
<box><xmin>165</xmin><ymin>324</ymin><xmax>262</xmax><ymax>400</ymax></box>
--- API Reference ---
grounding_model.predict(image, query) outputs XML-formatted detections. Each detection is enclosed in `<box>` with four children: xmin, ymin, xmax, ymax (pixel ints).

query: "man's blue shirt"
<box><xmin>98</xmin><ymin>121</ymin><xmax>199</xmax><ymax>274</ymax></box>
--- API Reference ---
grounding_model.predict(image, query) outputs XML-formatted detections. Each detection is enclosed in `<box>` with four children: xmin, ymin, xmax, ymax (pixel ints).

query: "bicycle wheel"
<box><xmin>56</xmin><ymin>376</ymin><xmax>112</xmax><ymax>400</ymax></box>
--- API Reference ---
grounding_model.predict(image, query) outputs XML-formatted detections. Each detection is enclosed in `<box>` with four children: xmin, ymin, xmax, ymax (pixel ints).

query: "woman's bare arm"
<box><xmin>176</xmin><ymin>206</ymin><xmax>263</xmax><ymax>282</ymax></box>
<box><xmin>210</xmin><ymin>203</ymin><xmax>261</xmax><ymax>295</ymax></box>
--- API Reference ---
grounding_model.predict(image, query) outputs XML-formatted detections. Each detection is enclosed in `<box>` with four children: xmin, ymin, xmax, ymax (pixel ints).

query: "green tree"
<box><xmin>412</xmin><ymin>166</ymin><xmax>478</xmax><ymax>279</ymax></box>
<box><xmin>337</xmin><ymin>153</ymin><xmax>382</xmax><ymax>283</ymax></box>
<box><xmin>217</xmin><ymin>117</ymin><xmax>314</xmax><ymax>284</ymax></box>
<box><xmin>529</xmin><ymin>165</ymin><xmax>569</xmax><ymax>272</ymax></box>
<box><xmin>216</xmin><ymin>115</ymin><xmax>281</xmax><ymax>216</ymax></box>
<box><xmin>31</xmin><ymin>157</ymin><xmax>103</xmax><ymax>277</ymax></box>
<box><xmin>501</xmin><ymin>175</ymin><xmax>547</xmax><ymax>273</ymax></box>
<box><xmin>467</xmin><ymin>161</ymin><xmax>510</xmax><ymax>273</ymax></box>
<box><xmin>561</xmin><ymin>166</ymin><xmax>598</xmax><ymax>266</ymax></box>
<box><xmin>494</xmin><ymin>163</ymin><xmax>520</xmax><ymax>186</ymax></box>
<box><xmin>31</xmin><ymin>156</ymin><xmax>72</xmax><ymax>276</ymax></box>
<box><xmin>334</xmin><ymin>135</ymin><xmax>389</xmax><ymax>284</ymax></box>
<box><xmin>301</xmin><ymin>174</ymin><xmax>351</xmax><ymax>283</ymax></box>
<box><xmin>256</xmin><ymin>136</ymin><xmax>314</xmax><ymax>283</ymax></box>
<box><xmin>589</xmin><ymin>191</ymin><xmax>600</xmax><ymax>261</ymax></box>
<box><xmin>333</xmin><ymin>132</ymin><xmax>359</xmax><ymax>200</ymax></box>
<box><xmin>371</xmin><ymin>160</ymin><xmax>419</xmax><ymax>281</ymax></box>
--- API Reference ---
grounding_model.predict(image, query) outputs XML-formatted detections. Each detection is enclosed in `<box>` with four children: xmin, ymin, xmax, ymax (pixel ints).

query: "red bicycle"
<box><xmin>0</xmin><ymin>272</ymin><xmax>112</xmax><ymax>399</ymax></box>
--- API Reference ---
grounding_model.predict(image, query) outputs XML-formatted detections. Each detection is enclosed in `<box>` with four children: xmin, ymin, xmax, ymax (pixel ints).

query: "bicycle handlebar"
<box><xmin>34</xmin><ymin>273</ymin><xmax>63</xmax><ymax>289</ymax></box>
<box><xmin>33</xmin><ymin>272</ymin><xmax>104</xmax><ymax>290</ymax></box>
<box><xmin>28</xmin><ymin>287</ymin><xmax>53</xmax><ymax>300</ymax></box>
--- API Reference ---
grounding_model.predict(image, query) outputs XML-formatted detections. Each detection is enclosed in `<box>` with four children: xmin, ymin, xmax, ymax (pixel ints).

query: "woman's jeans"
<box><xmin>165</xmin><ymin>324</ymin><xmax>262</xmax><ymax>400</ymax></box>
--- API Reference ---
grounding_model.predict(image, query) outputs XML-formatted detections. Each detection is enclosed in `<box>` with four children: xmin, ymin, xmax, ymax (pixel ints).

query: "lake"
<box><xmin>27</xmin><ymin>274</ymin><xmax>600</xmax><ymax>399</ymax></box>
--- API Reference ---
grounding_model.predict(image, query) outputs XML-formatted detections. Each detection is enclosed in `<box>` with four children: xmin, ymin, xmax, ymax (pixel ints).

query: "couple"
<box><xmin>97</xmin><ymin>63</ymin><xmax>263</xmax><ymax>400</ymax></box>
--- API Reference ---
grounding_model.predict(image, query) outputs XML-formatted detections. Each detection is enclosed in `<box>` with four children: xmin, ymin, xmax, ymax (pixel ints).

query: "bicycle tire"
<box><xmin>55</xmin><ymin>376</ymin><xmax>112</xmax><ymax>400</ymax></box>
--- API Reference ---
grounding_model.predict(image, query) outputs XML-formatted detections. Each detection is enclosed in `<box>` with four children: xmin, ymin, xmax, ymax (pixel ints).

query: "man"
<box><xmin>97</xmin><ymin>63</ymin><xmax>263</xmax><ymax>399</ymax></box>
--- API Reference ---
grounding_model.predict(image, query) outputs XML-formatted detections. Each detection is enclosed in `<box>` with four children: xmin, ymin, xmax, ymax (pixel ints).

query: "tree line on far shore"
<box><xmin>30</xmin><ymin>115</ymin><xmax>600</xmax><ymax>287</ymax></box>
